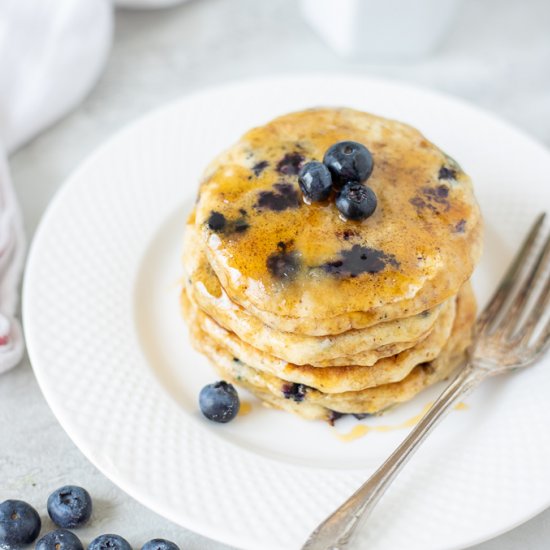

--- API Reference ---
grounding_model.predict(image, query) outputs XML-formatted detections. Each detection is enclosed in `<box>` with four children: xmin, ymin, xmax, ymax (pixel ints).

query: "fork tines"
<box><xmin>478</xmin><ymin>212</ymin><xmax>550</xmax><ymax>360</ymax></box>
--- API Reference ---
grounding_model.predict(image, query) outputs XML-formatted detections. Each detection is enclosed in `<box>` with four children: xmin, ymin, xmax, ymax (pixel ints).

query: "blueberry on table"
<box><xmin>88</xmin><ymin>534</ymin><xmax>132</xmax><ymax>550</ymax></box>
<box><xmin>199</xmin><ymin>381</ymin><xmax>240</xmax><ymax>423</ymax></box>
<box><xmin>336</xmin><ymin>183</ymin><xmax>377</xmax><ymax>221</ymax></box>
<box><xmin>0</xmin><ymin>499</ymin><xmax>41</xmax><ymax>546</ymax></box>
<box><xmin>47</xmin><ymin>485</ymin><xmax>92</xmax><ymax>528</ymax></box>
<box><xmin>36</xmin><ymin>529</ymin><xmax>84</xmax><ymax>550</ymax></box>
<box><xmin>298</xmin><ymin>161</ymin><xmax>333</xmax><ymax>202</ymax></box>
<box><xmin>141</xmin><ymin>539</ymin><xmax>180</xmax><ymax>550</ymax></box>
<box><xmin>323</xmin><ymin>141</ymin><xmax>374</xmax><ymax>187</ymax></box>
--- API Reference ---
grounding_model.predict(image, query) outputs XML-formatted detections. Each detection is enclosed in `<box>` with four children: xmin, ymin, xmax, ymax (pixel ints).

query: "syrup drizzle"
<box><xmin>333</xmin><ymin>401</ymin><xmax>469</xmax><ymax>442</ymax></box>
<box><xmin>238</xmin><ymin>401</ymin><xmax>252</xmax><ymax>417</ymax></box>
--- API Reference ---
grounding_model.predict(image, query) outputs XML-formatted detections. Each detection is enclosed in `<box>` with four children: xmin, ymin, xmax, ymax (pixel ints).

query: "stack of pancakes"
<box><xmin>182</xmin><ymin>108</ymin><xmax>482</xmax><ymax>421</ymax></box>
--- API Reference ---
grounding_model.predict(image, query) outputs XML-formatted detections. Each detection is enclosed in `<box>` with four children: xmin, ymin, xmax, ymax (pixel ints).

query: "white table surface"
<box><xmin>2</xmin><ymin>0</ymin><xmax>550</xmax><ymax>548</ymax></box>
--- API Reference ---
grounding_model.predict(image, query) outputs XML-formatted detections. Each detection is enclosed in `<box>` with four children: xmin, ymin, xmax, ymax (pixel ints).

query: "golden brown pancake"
<box><xmin>183</xmin><ymin>286</ymin><xmax>463</xmax><ymax>392</ymax></box>
<box><xmin>181</xmin><ymin>107</ymin><xmax>482</xmax><ymax>422</ymax></box>
<box><xmin>183</xmin><ymin>222</ymin><xmax>446</xmax><ymax>366</ymax></box>
<box><xmin>187</xmin><ymin>282</ymin><xmax>476</xmax><ymax>420</ymax></box>
<box><xmin>193</xmin><ymin>108</ymin><xmax>482</xmax><ymax>333</ymax></box>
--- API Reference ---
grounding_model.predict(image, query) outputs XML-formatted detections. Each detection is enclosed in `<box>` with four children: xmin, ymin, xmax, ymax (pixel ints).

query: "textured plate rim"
<box><xmin>23</xmin><ymin>73</ymin><xmax>550</xmax><ymax>550</ymax></box>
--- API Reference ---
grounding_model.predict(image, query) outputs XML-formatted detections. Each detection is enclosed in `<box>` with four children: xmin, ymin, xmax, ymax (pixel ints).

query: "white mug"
<box><xmin>301</xmin><ymin>0</ymin><xmax>461</xmax><ymax>59</ymax></box>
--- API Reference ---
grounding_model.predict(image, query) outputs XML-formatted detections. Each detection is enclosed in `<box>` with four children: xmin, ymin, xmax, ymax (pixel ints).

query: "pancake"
<box><xmin>183</xmin><ymin>222</ymin><xmax>445</xmax><ymax>365</ymax></box>
<box><xmin>187</xmin><ymin>281</ymin><xmax>476</xmax><ymax>420</ymax></box>
<box><xmin>192</xmin><ymin>108</ymin><xmax>482</xmax><ymax>332</ymax></box>
<box><xmin>183</xmin><ymin>286</ymin><xmax>461</xmax><ymax>392</ymax></box>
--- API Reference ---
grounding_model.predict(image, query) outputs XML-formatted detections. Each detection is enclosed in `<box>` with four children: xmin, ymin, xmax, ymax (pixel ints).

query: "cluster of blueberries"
<box><xmin>298</xmin><ymin>140</ymin><xmax>377</xmax><ymax>221</ymax></box>
<box><xmin>0</xmin><ymin>486</ymin><xmax>179</xmax><ymax>550</ymax></box>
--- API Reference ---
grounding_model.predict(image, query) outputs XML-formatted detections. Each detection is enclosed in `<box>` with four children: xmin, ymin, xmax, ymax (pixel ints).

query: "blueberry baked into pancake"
<box><xmin>182</xmin><ymin>107</ymin><xmax>482</xmax><ymax>422</ymax></box>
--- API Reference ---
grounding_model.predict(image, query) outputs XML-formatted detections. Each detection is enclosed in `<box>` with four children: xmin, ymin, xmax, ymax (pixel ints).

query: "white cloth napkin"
<box><xmin>0</xmin><ymin>0</ymin><xmax>186</xmax><ymax>373</ymax></box>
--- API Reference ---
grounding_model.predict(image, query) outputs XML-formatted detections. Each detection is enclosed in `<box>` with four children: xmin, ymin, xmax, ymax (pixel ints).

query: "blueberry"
<box><xmin>335</xmin><ymin>183</ymin><xmax>377</xmax><ymax>221</ymax></box>
<box><xmin>199</xmin><ymin>381</ymin><xmax>240</xmax><ymax>423</ymax></box>
<box><xmin>298</xmin><ymin>162</ymin><xmax>332</xmax><ymax>202</ymax></box>
<box><xmin>266</xmin><ymin>250</ymin><xmax>300</xmax><ymax>280</ymax></box>
<box><xmin>323</xmin><ymin>141</ymin><xmax>374</xmax><ymax>187</ymax></box>
<box><xmin>252</xmin><ymin>160</ymin><xmax>269</xmax><ymax>176</ymax></box>
<box><xmin>36</xmin><ymin>529</ymin><xmax>84</xmax><ymax>550</ymax></box>
<box><xmin>438</xmin><ymin>165</ymin><xmax>457</xmax><ymax>180</ymax></box>
<box><xmin>276</xmin><ymin>152</ymin><xmax>304</xmax><ymax>176</ymax></box>
<box><xmin>328</xmin><ymin>410</ymin><xmax>346</xmax><ymax>425</ymax></box>
<box><xmin>256</xmin><ymin>183</ymin><xmax>300</xmax><ymax>211</ymax></box>
<box><xmin>282</xmin><ymin>383</ymin><xmax>307</xmax><ymax>402</ymax></box>
<box><xmin>206</xmin><ymin>211</ymin><xmax>226</xmax><ymax>232</ymax></box>
<box><xmin>141</xmin><ymin>539</ymin><xmax>180</xmax><ymax>550</ymax></box>
<box><xmin>47</xmin><ymin>486</ymin><xmax>92</xmax><ymax>529</ymax></box>
<box><xmin>88</xmin><ymin>534</ymin><xmax>132</xmax><ymax>550</ymax></box>
<box><xmin>322</xmin><ymin>244</ymin><xmax>398</xmax><ymax>276</ymax></box>
<box><xmin>0</xmin><ymin>499</ymin><xmax>41</xmax><ymax>546</ymax></box>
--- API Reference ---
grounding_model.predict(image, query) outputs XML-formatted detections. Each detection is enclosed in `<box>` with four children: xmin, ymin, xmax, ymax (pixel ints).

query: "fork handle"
<box><xmin>302</xmin><ymin>362</ymin><xmax>488</xmax><ymax>550</ymax></box>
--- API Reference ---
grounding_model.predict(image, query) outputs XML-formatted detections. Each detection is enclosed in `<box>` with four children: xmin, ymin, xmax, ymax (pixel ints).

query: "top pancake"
<box><xmin>193</xmin><ymin>108</ymin><xmax>482</xmax><ymax>326</ymax></box>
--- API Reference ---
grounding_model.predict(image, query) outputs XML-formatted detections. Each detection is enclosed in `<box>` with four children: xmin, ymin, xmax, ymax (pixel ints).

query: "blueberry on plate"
<box><xmin>199</xmin><ymin>381</ymin><xmax>240</xmax><ymax>423</ymax></box>
<box><xmin>298</xmin><ymin>161</ymin><xmax>332</xmax><ymax>202</ymax></box>
<box><xmin>87</xmin><ymin>534</ymin><xmax>132</xmax><ymax>550</ymax></box>
<box><xmin>47</xmin><ymin>485</ymin><xmax>92</xmax><ymax>528</ymax></box>
<box><xmin>0</xmin><ymin>499</ymin><xmax>42</xmax><ymax>546</ymax></box>
<box><xmin>335</xmin><ymin>183</ymin><xmax>377</xmax><ymax>221</ymax></box>
<box><xmin>36</xmin><ymin>529</ymin><xmax>84</xmax><ymax>550</ymax></box>
<box><xmin>141</xmin><ymin>539</ymin><xmax>180</xmax><ymax>550</ymax></box>
<box><xmin>323</xmin><ymin>141</ymin><xmax>374</xmax><ymax>187</ymax></box>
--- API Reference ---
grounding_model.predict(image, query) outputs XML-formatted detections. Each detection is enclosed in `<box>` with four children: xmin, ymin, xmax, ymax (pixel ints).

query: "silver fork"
<box><xmin>302</xmin><ymin>212</ymin><xmax>550</xmax><ymax>550</ymax></box>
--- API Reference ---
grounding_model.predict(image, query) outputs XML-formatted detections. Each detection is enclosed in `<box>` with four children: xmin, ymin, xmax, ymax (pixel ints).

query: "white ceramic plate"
<box><xmin>24</xmin><ymin>75</ymin><xmax>550</xmax><ymax>550</ymax></box>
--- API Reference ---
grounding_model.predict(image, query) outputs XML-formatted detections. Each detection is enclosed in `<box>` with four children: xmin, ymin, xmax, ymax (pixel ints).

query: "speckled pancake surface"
<box><xmin>188</xmin><ymin>281</ymin><xmax>476</xmax><ymax>420</ymax></box>
<box><xmin>193</xmin><ymin>108</ymin><xmax>482</xmax><ymax>325</ymax></box>
<box><xmin>182</xmin><ymin>222</ymin><xmax>445</xmax><ymax>365</ymax></box>
<box><xmin>182</xmin><ymin>286</ymin><xmax>461</xmax><ymax>393</ymax></box>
